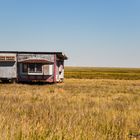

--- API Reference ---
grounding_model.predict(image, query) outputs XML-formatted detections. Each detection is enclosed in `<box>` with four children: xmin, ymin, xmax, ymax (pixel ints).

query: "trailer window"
<box><xmin>22</xmin><ymin>64</ymin><xmax>28</xmax><ymax>73</ymax></box>
<box><xmin>29</xmin><ymin>63</ymin><xmax>42</xmax><ymax>73</ymax></box>
<box><xmin>36</xmin><ymin>64</ymin><xmax>42</xmax><ymax>73</ymax></box>
<box><xmin>29</xmin><ymin>64</ymin><xmax>35</xmax><ymax>73</ymax></box>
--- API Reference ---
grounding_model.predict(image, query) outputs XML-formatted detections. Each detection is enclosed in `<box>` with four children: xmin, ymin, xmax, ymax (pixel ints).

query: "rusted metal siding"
<box><xmin>56</xmin><ymin>61</ymin><xmax>59</xmax><ymax>81</ymax></box>
<box><xmin>18</xmin><ymin>75</ymin><xmax>54</xmax><ymax>83</ymax></box>
<box><xmin>53</xmin><ymin>54</ymin><xmax>57</xmax><ymax>82</ymax></box>
<box><xmin>17</xmin><ymin>54</ymin><xmax>54</xmax><ymax>62</ymax></box>
<box><xmin>17</xmin><ymin>54</ymin><xmax>55</xmax><ymax>82</ymax></box>
<box><xmin>0</xmin><ymin>51</ymin><xmax>67</xmax><ymax>83</ymax></box>
<box><xmin>59</xmin><ymin>61</ymin><xmax>64</xmax><ymax>80</ymax></box>
<box><xmin>0</xmin><ymin>53</ymin><xmax>17</xmax><ymax>79</ymax></box>
<box><xmin>56</xmin><ymin>58</ymin><xmax>64</xmax><ymax>82</ymax></box>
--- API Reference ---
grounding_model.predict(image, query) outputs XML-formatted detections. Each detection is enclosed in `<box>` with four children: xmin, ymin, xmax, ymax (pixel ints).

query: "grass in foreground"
<box><xmin>0</xmin><ymin>79</ymin><xmax>140</xmax><ymax>140</ymax></box>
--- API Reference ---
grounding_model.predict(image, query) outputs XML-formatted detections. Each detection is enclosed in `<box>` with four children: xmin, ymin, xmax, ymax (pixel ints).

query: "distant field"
<box><xmin>65</xmin><ymin>67</ymin><xmax>140</xmax><ymax>80</ymax></box>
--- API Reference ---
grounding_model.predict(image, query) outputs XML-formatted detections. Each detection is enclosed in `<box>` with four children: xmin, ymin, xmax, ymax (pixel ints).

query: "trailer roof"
<box><xmin>0</xmin><ymin>51</ymin><xmax>68</xmax><ymax>60</ymax></box>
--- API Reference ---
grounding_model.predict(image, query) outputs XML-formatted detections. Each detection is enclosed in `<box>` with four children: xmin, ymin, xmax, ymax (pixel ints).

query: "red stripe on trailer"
<box><xmin>53</xmin><ymin>54</ymin><xmax>56</xmax><ymax>82</ymax></box>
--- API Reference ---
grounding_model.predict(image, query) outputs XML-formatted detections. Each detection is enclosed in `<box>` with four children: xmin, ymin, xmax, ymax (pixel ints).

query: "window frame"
<box><xmin>22</xmin><ymin>63</ymin><xmax>43</xmax><ymax>75</ymax></box>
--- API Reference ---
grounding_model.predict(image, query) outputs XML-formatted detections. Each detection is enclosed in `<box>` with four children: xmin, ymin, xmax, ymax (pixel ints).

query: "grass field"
<box><xmin>0</xmin><ymin>67</ymin><xmax>140</xmax><ymax>140</ymax></box>
<box><xmin>65</xmin><ymin>67</ymin><xmax>140</xmax><ymax>80</ymax></box>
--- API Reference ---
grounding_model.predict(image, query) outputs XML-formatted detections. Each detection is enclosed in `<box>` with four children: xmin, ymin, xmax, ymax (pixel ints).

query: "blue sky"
<box><xmin>0</xmin><ymin>0</ymin><xmax>140</xmax><ymax>67</ymax></box>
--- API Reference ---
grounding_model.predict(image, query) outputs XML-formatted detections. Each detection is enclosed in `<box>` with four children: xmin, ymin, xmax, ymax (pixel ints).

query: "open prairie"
<box><xmin>65</xmin><ymin>67</ymin><xmax>140</xmax><ymax>80</ymax></box>
<box><xmin>0</xmin><ymin>67</ymin><xmax>140</xmax><ymax>140</ymax></box>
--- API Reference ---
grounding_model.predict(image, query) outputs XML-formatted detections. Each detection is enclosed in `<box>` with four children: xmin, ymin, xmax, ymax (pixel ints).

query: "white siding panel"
<box><xmin>49</xmin><ymin>65</ymin><xmax>53</xmax><ymax>75</ymax></box>
<box><xmin>0</xmin><ymin>53</ymin><xmax>17</xmax><ymax>78</ymax></box>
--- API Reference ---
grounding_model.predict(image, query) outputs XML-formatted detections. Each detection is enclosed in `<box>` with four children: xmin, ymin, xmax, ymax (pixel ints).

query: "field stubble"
<box><xmin>0</xmin><ymin>77</ymin><xmax>140</xmax><ymax>139</ymax></box>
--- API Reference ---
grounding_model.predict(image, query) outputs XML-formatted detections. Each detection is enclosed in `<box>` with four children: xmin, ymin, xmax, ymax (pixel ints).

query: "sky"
<box><xmin>0</xmin><ymin>0</ymin><xmax>140</xmax><ymax>67</ymax></box>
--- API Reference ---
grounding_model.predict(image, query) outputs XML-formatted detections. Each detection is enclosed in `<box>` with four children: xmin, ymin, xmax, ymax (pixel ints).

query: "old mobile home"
<box><xmin>0</xmin><ymin>51</ymin><xmax>67</xmax><ymax>83</ymax></box>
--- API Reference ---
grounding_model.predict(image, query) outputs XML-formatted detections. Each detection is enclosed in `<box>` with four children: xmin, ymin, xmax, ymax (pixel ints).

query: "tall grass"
<box><xmin>0</xmin><ymin>79</ymin><xmax>140</xmax><ymax>139</ymax></box>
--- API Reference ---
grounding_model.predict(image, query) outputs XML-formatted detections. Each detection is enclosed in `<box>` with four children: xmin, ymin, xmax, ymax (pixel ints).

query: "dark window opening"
<box><xmin>28</xmin><ymin>63</ymin><xmax>42</xmax><ymax>73</ymax></box>
<box><xmin>36</xmin><ymin>64</ymin><xmax>42</xmax><ymax>73</ymax></box>
<box><xmin>22</xmin><ymin>63</ymin><xmax>28</xmax><ymax>73</ymax></box>
<box><xmin>22</xmin><ymin>63</ymin><xmax>42</xmax><ymax>73</ymax></box>
<box><xmin>29</xmin><ymin>64</ymin><xmax>35</xmax><ymax>73</ymax></box>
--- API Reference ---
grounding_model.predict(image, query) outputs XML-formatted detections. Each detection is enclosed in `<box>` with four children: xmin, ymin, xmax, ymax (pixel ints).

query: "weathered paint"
<box><xmin>0</xmin><ymin>53</ymin><xmax>17</xmax><ymax>79</ymax></box>
<box><xmin>53</xmin><ymin>54</ymin><xmax>57</xmax><ymax>82</ymax></box>
<box><xmin>56</xmin><ymin>59</ymin><xmax>65</xmax><ymax>82</ymax></box>
<box><xmin>43</xmin><ymin>64</ymin><xmax>53</xmax><ymax>75</ymax></box>
<box><xmin>18</xmin><ymin>75</ymin><xmax>54</xmax><ymax>83</ymax></box>
<box><xmin>18</xmin><ymin>54</ymin><xmax>54</xmax><ymax>62</ymax></box>
<box><xmin>0</xmin><ymin>51</ymin><xmax>67</xmax><ymax>83</ymax></box>
<box><xmin>58</xmin><ymin>61</ymin><xmax>64</xmax><ymax>81</ymax></box>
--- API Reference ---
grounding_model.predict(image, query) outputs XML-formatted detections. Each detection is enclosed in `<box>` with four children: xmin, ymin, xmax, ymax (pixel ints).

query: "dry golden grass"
<box><xmin>0</xmin><ymin>79</ymin><xmax>140</xmax><ymax>140</ymax></box>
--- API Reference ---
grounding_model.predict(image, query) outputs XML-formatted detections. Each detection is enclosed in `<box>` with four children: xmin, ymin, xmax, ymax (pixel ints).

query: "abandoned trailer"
<box><xmin>0</xmin><ymin>51</ymin><xmax>68</xmax><ymax>83</ymax></box>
